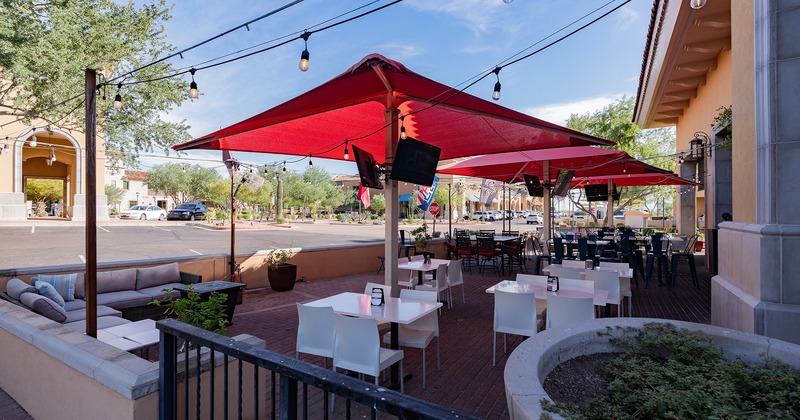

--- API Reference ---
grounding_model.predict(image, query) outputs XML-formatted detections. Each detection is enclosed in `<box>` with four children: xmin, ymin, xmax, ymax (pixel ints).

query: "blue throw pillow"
<box><xmin>35</xmin><ymin>280</ymin><xmax>65</xmax><ymax>308</ymax></box>
<box><xmin>34</xmin><ymin>273</ymin><xmax>77</xmax><ymax>301</ymax></box>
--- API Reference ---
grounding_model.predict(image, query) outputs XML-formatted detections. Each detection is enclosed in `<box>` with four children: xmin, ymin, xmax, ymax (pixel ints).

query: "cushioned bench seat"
<box><xmin>95</xmin><ymin>290</ymin><xmax>153</xmax><ymax>310</ymax></box>
<box><xmin>64</xmin><ymin>316</ymin><xmax>131</xmax><ymax>331</ymax></box>
<box><xmin>63</xmin><ymin>300</ymin><xmax>122</xmax><ymax>323</ymax></box>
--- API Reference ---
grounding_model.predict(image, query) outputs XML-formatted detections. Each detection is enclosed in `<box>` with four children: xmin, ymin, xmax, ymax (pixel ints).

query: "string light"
<box><xmin>189</xmin><ymin>68</ymin><xmax>199</xmax><ymax>99</ymax></box>
<box><xmin>491</xmin><ymin>67</ymin><xmax>502</xmax><ymax>101</ymax></box>
<box><xmin>689</xmin><ymin>0</ymin><xmax>706</xmax><ymax>9</ymax></box>
<box><xmin>113</xmin><ymin>83</ymin><xmax>122</xmax><ymax>109</ymax></box>
<box><xmin>308</xmin><ymin>154</ymin><xmax>313</xmax><ymax>168</ymax></box>
<box><xmin>343</xmin><ymin>141</ymin><xmax>349</xmax><ymax>160</ymax></box>
<box><xmin>299</xmin><ymin>31</ymin><xmax>310</xmax><ymax>72</ymax></box>
<box><xmin>50</xmin><ymin>147</ymin><xmax>57</xmax><ymax>164</ymax></box>
<box><xmin>283</xmin><ymin>161</ymin><xmax>287</xmax><ymax>173</ymax></box>
<box><xmin>30</xmin><ymin>134</ymin><xmax>37</xmax><ymax>148</ymax></box>
<box><xmin>399</xmin><ymin>116</ymin><xmax>407</xmax><ymax>140</ymax></box>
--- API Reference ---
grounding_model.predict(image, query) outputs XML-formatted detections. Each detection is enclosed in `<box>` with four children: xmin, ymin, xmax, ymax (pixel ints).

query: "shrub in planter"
<box><xmin>264</xmin><ymin>243</ymin><xmax>297</xmax><ymax>292</ymax></box>
<box><xmin>152</xmin><ymin>285</ymin><xmax>229</xmax><ymax>336</ymax></box>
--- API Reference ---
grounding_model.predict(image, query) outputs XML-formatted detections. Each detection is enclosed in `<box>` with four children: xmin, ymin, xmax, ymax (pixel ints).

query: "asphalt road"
<box><xmin>0</xmin><ymin>218</ymin><xmax>540</xmax><ymax>270</ymax></box>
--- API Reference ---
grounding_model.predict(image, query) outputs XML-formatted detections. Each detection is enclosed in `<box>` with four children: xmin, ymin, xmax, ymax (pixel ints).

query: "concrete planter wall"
<box><xmin>504</xmin><ymin>318</ymin><xmax>800</xmax><ymax>420</ymax></box>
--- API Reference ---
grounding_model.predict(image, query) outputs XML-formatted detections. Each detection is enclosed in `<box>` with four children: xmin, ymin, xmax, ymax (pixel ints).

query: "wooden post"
<box><xmin>84</xmin><ymin>69</ymin><xmax>97</xmax><ymax>337</ymax></box>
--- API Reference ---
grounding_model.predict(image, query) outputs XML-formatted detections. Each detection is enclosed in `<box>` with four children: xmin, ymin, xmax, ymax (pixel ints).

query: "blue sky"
<box><xmin>143</xmin><ymin>0</ymin><xmax>652</xmax><ymax>175</ymax></box>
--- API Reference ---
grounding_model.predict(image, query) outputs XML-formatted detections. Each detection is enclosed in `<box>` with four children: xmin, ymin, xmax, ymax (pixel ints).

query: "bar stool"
<box><xmin>645</xmin><ymin>234</ymin><xmax>670</xmax><ymax>287</ymax></box>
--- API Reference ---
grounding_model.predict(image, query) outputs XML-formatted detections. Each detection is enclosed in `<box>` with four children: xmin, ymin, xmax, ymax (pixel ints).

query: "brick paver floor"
<box><xmin>225</xmin><ymin>255</ymin><xmax>713</xmax><ymax>419</ymax></box>
<box><xmin>0</xmin><ymin>255</ymin><xmax>711</xmax><ymax>419</ymax></box>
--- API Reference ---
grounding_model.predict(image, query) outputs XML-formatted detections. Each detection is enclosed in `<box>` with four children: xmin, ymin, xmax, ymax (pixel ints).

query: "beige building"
<box><xmin>635</xmin><ymin>0</ymin><xmax>799</xmax><ymax>344</ymax></box>
<box><xmin>0</xmin><ymin>118</ymin><xmax>108</xmax><ymax>221</ymax></box>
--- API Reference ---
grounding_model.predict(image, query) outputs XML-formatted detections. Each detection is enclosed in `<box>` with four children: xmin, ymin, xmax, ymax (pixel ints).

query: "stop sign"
<box><xmin>428</xmin><ymin>202</ymin><xmax>440</xmax><ymax>216</ymax></box>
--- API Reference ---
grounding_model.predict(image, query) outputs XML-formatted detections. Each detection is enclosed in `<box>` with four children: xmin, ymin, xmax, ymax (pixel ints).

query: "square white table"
<box><xmin>485</xmin><ymin>280</ymin><xmax>608</xmax><ymax>307</ymax></box>
<box><xmin>398</xmin><ymin>258</ymin><xmax>451</xmax><ymax>285</ymax></box>
<box><xmin>306</xmin><ymin>292</ymin><xmax>442</xmax><ymax>389</ymax></box>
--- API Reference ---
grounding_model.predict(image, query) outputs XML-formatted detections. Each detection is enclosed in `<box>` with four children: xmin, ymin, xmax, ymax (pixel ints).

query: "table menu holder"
<box><xmin>585</xmin><ymin>259</ymin><xmax>594</xmax><ymax>270</ymax></box>
<box><xmin>370</xmin><ymin>288</ymin><xmax>385</xmax><ymax>306</ymax></box>
<box><xmin>547</xmin><ymin>276</ymin><xmax>559</xmax><ymax>292</ymax></box>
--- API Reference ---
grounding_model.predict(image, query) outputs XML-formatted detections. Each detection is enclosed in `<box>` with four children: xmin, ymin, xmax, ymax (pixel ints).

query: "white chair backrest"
<box><xmin>398</xmin><ymin>268</ymin><xmax>413</xmax><ymax>281</ymax></box>
<box><xmin>296</xmin><ymin>304</ymin><xmax>336</xmax><ymax>357</ymax></box>
<box><xmin>559</xmin><ymin>278</ymin><xmax>594</xmax><ymax>292</ymax></box>
<box><xmin>516</xmin><ymin>274</ymin><xmax>548</xmax><ymax>287</ymax></box>
<box><xmin>432</xmin><ymin>264</ymin><xmax>448</xmax><ymax>291</ymax></box>
<box><xmin>585</xmin><ymin>270</ymin><xmax>620</xmax><ymax>299</ymax></box>
<box><xmin>546</xmin><ymin>295</ymin><xmax>595</xmax><ymax>329</ymax></box>
<box><xmin>399</xmin><ymin>289</ymin><xmax>439</xmax><ymax>335</ymax></box>
<box><xmin>364</xmin><ymin>282</ymin><xmax>392</xmax><ymax>297</ymax></box>
<box><xmin>447</xmin><ymin>259</ymin><xmax>464</xmax><ymax>286</ymax></box>
<box><xmin>411</xmin><ymin>254</ymin><xmax>425</xmax><ymax>261</ymax></box>
<box><xmin>333</xmin><ymin>314</ymin><xmax>380</xmax><ymax>377</ymax></box>
<box><xmin>547</xmin><ymin>266</ymin><xmax>583</xmax><ymax>280</ymax></box>
<box><xmin>599</xmin><ymin>262</ymin><xmax>630</xmax><ymax>271</ymax></box>
<box><xmin>561</xmin><ymin>260</ymin><xmax>585</xmax><ymax>269</ymax></box>
<box><xmin>494</xmin><ymin>290</ymin><xmax>538</xmax><ymax>337</ymax></box>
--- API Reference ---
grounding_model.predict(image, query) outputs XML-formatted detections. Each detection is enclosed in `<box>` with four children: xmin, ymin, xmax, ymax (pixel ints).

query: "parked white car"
<box><xmin>119</xmin><ymin>205</ymin><xmax>167</xmax><ymax>220</ymax></box>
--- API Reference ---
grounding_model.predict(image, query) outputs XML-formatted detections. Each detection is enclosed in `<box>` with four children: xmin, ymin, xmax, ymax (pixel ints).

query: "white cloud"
<box><xmin>405</xmin><ymin>0</ymin><xmax>504</xmax><ymax>34</ymax></box>
<box><xmin>523</xmin><ymin>93</ymin><xmax>629</xmax><ymax>125</ymax></box>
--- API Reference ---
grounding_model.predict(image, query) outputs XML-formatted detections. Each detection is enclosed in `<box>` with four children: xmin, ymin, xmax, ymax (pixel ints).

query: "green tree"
<box><xmin>26</xmin><ymin>178</ymin><xmax>62</xmax><ymax>216</ymax></box>
<box><xmin>105</xmin><ymin>184</ymin><xmax>126</xmax><ymax>211</ymax></box>
<box><xmin>565</xmin><ymin>95</ymin><xmax>676</xmax><ymax>224</ymax></box>
<box><xmin>0</xmin><ymin>0</ymin><xmax>191</xmax><ymax>168</ymax></box>
<box><xmin>145</xmin><ymin>163</ymin><xmax>220</xmax><ymax>204</ymax></box>
<box><xmin>369</xmin><ymin>193</ymin><xmax>386</xmax><ymax>215</ymax></box>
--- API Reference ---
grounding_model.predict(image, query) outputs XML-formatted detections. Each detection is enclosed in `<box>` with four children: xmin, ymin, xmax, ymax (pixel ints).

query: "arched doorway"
<box><xmin>15</xmin><ymin>127</ymin><xmax>81</xmax><ymax>219</ymax></box>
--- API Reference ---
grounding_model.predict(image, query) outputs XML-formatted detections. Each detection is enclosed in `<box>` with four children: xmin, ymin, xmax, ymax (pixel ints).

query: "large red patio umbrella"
<box><xmin>172</xmin><ymin>54</ymin><xmax>614</xmax><ymax>311</ymax></box>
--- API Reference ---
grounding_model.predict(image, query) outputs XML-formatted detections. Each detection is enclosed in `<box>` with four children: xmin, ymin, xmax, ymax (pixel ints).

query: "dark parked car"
<box><xmin>167</xmin><ymin>203</ymin><xmax>208</xmax><ymax>221</ymax></box>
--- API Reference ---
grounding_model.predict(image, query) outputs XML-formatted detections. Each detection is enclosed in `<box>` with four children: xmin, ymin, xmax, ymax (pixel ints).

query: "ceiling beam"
<box><xmin>677</xmin><ymin>59</ymin><xmax>718</xmax><ymax>73</ymax></box>
<box><xmin>670</xmin><ymin>75</ymin><xmax>707</xmax><ymax>88</ymax></box>
<box><xmin>694</xmin><ymin>11</ymin><xmax>731</xmax><ymax>29</ymax></box>
<box><xmin>684</xmin><ymin>38</ymin><xmax>731</xmax><ymax>53</ymax></box>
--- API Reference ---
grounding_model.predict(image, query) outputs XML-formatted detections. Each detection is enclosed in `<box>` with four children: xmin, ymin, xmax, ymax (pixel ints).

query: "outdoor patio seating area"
<box><xmin>222</xmin><ymin>256</ymin><xmax>712</xmax><ymax>419</ymax></box>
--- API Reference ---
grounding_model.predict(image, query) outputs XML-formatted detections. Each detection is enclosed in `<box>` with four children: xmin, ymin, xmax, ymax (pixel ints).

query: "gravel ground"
<box><xmin>542</xmin><ymin>352</ymin><xmax>620</xmax><ymax>406</ymax></box>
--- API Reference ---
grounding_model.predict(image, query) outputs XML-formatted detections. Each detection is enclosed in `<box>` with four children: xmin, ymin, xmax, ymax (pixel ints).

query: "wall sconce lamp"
<box><xmin>690</xmin><ymin>131</ymin><xmax>711</xmax><ymax>160</ymax></box>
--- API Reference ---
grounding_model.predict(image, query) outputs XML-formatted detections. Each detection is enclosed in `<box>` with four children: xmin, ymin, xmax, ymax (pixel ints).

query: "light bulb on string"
<box><xmin>491</xmin><ymin>67</ymin><xmax>502</xmax><ymax>101</ymax></box>
<box><xmin>189</xmin><ymin>68</ymin><xmax>199</xmax><ymax>99</ymax></box>
<box><xmin>399</xmin><ymin>116</ymin><xmax>408</xmax><ymax>140</ymax></box>
<box><xmin>689</xmin><ymin>0</ymin><xmax>706</xmax><ymax>9</ymax></box>
<box><xmin>30</xmin><ymin>134</ymin><xmax>37</xmax><ymax>148</ymax></box>
<box><xmin>299</xmin><ymin>32</ymin><xmax>311</xmax><ymax>72</ymax></box>
<box><xmin>308</xmin><ymin>155</ymin><xmax>313</xmax><ymax>169</ymax></box>
<box><xmin>282</xmin><ymin>162</ymin><xmax>287</xmax><ymax>173</ymax></box>
<box><xmin>50</xmin><ymin>148</ymin><xmax>56</xmax><ymax>163</ymax></box>
<box><xmin>344</xmin><ymin>141</ymin><xmax>350</xmax><ymax>160</ymax></box>
<box><xmin>114</xmin><ymin>83</ymin><xmax>122</xmax><ymax>109</ymax></box>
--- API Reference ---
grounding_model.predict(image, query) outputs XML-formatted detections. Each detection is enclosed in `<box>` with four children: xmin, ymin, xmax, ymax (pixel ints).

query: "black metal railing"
<box><xmin>157</xmin><ymin>318</ymin><xmax>479</xmax><ymax>420</ymax></box>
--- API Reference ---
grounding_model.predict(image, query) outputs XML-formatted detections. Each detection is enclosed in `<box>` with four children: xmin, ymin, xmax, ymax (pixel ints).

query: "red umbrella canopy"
<box><xmin>437</xmin><ymin>146</ymin><xmax>669</xmax><ymax>184</ymax></box>
<box><xmin>570</xmin><ymin>172</ymin><xmax>697</xmax><ymax>188</ymax></box>
<box><xmin>172</xmin><ymin>54</ymin><xmax>614</xmax><ymax>161</ymax></box>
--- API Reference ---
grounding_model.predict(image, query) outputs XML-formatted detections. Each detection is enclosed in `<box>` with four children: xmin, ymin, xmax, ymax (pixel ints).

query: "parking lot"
<box><xmin>0</xmin><ymin>218</ymin><xmax>541</xmax><ymax>270</ymax></box>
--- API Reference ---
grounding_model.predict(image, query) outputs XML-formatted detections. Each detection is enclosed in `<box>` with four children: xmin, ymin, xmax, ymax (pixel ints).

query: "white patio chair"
<box><xmin>295</xmin><ymin>304</ymin><xmax>336</xmax><ymax>368</ymax></box>
<box><xmin>416</xmin><ymin>264</ymin><xmax>449</xmax><ymax>308</ymax></box>
<box><xmin>397</xmin><ymin>268</ymin><xmax>415</xmax><ymax>289</ymax></box>
<box><xmin>559</xmin><ymin>278</ymin><xmax>594</xmax><ymax>292</ymax></box>
<box><xmin>515</xmin><ymin>274</ymin><xmax>548</xmax><ymax>286</ymax></box>
<box><xmin>561</xmin><ymin>259</ymin><xmax>585</xmax><ymax>269</ymax></box>
<box><xmin>545</xmin><ymin>295</ymin><xmax>594</xmax><ymax>330</ymax></box>
<box><xmin>382</xmin><ymin>289</ymin><xmax>439</xmax><ymax>389</ymax></box>
<box><xmin>599</xmin><ymin>261</ymin><xmax>633</xmax><ymax>316</ymax></box>
<box><xmin>585</xmin><ymin>269</ymin><xmax>622</xmax><ymax>317</ymax></box>
<box><xmin>446</xmin><ymin>259</ymin><xmax>466</xmax><ymax>307</ymax></box>
<box><xmin>493</xmin><ymin>290</ymin><xmax>540</xmax><ymax>366</ymax></box>
<box><xmin>333</xmin><ymin>314</ymin><xmax>404</xmax><ymax>392</ymax></box>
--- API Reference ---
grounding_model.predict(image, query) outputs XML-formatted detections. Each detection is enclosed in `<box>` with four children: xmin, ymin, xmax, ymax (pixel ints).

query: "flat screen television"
<box><xmin>352</xmin><ymin>145</ymin><xmax>384</xmax><ymax>189</ymax></box>
<box><xmin>551</xmin><ymin>169</ymin><xmax>574</xmax><ymax>197</ymax></box>
<box><xmin>523</xmin><ymin>174</ymin><xmax>544</xmax><ymax>197</ymax></box>
<box><xmin>390</xmin><ymin>138</ymin><xmax>441</xmax><ymax>186</ymax></box>
<box><xmin>584</xmin><ymin>184</ymin><xmax>610</xmax><ymax>201</ymax></box>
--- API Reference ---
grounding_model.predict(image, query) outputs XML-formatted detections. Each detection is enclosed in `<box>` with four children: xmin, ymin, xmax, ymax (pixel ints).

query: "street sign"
<box><xmin>428</xmin><ymin>202</ymin><xmax>440</xmax><ymax>216</ymax></box>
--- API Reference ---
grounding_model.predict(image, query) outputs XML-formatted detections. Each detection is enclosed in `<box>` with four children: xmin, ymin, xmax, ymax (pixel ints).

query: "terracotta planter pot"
<box><xmin>695</xmin><ymin>240</ymin><xmax>704</xmax><ymax>252</ymax></box>
<box><xmin>267</xmin><ymin>263</ymin><xmax>297</xmax><ymax>292</ymax></box>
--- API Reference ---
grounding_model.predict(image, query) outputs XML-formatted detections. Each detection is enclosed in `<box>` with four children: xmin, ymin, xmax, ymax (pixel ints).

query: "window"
<box><xmin>123</xmin><ymin>180</ymin><xmax>129</xmax><ymax>190</ymax></box>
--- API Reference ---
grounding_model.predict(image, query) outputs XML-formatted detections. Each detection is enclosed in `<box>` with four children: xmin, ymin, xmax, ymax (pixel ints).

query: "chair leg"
<box><xmin>689</xmin><ymin>256</ymin><xmax>699</xmax><ymax>288</ymax></box>
<box><xmin>670</xmin><ymin>256</ymin><xmax>679</xmax><ymax>289</ymax></box>
<box><xmin>461</xmin><ymin>284</ymin><xmax>466</xmax><ymax>304</ymax></box>
<box><xmin>645</xmin><ymin>256</ymin><xmax>653</xmax><ymax>288</ymax></box>
<box><xmin>422</xmin><ymin>347</ymin><xmax>427</xmax><ymax>389</ymax></box>
<box><xmin>493</xmin><ymin>331</ymin><xmax>497</xmax><ymax>366</ymax></box>
<box><xmin>503</xmin><ymin>333</ymin><xmax>507</xmax><ymax>354</ymax></box>
<box><xmin>436</xmin><ymin>336</ymin><xmax>441</xmax><ymax>370</ymax></box>
<box><xmin>400</xmin><ymin>361</ymin><xmax>404</xmax><ymax>394</ymax></box>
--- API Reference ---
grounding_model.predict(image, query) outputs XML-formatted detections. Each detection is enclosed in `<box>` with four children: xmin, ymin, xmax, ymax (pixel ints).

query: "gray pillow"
<box><xmin>19</xmin><ymin>292</ymin><xmax>68</xmax><ymax>323</ymax></box>
<box><xmin>6</xmin><ymin>278</ymin><xmax>36</xmax><ymax>300</ymax></box>
<box><xmin>96</xmin><ymin>268</ymin><xmax>137</xmax><ymax>294</ymax></box>
<box><xmin>136</xmin><ymin>263</ymin><xmax>181</xmax><ymax>290</ymax></box>
<box><xmin>74</xmin><ymin>272</ymin><xmax>85</xmax><ymax>299</ymax></box>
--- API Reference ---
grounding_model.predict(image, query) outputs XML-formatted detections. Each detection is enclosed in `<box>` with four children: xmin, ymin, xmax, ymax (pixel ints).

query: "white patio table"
<box><xmin>485</xmin><ymin>280</ymin><xmax>609</xmax><ymax>307</ymax></box>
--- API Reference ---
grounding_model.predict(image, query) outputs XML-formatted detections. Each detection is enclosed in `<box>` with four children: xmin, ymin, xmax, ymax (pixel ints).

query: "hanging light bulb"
<box><xmin>30</xmin><ymin>134</ymin><xmax>37</xmax><ymax>148</ymax></box>
<box><xmin>3</xmin><ymin>143</ymin><xmax>8</xmax><ymax>151</ymax></box>
<box><xmin>282</xmin><ymin>162</ymin><xmax>287</xmax><ymax>173</ymax></box>
<box><xmin>491</xmin><ymin>67</ymin><xmax>502</xmax><ymax>101</ymax></box>
<box><xmin>399</xmin><ymin>116</ymin><xmax>408</xmax><ymax>140</ymax></box>
<box><xmin>189</xmin><ymin>68</ymin><xmax>199</xmax><ymax>99</ymax></box>
<box><xmin>344</xmin><ymin>141</ymin><xmax>350</xmax><ymax>160</ymax></box>
<box><xmin>689</xmin><ymin>0</ymin><xmax>706</xmax><ymax>9</ymax></box>
<box><xmin>114</xmin><ymin>83</ymin><xmax>122</xmax><ymax>109</ymax></box>
<box><xmin>50</xmin><ymin>148</ymin><xmax>56</xmax><ymax>163</ymax></box>
<box><xmin>308</xmin><ymin>155</ymin><xmax>313</xmax><ymax>169</ymax></box>
<box><xmin>299</xmin><ymin>32</ymin><xmax>311</xmax><ymax>72</ymax></box>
